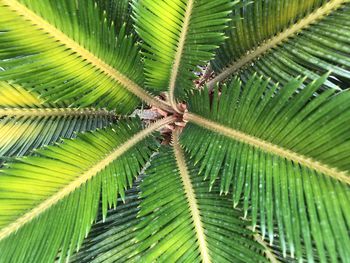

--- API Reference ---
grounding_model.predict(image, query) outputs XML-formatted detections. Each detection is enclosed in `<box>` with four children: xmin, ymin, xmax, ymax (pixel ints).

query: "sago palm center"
<box><xmin>0</xmin><ymin>0</ymin><xmax>349</xmax><ymax>262</ymax></box>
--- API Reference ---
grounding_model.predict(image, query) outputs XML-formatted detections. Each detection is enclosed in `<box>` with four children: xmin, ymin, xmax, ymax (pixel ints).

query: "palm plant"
<box><xmin>0</xmin><ymin>0</ymin><xmax>349</xmax><ymax>262</ymax></box>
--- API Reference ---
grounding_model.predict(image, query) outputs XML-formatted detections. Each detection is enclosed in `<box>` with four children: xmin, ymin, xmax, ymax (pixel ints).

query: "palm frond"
<box><xmin>97</xmin><ymin>0</ymin><xmax>135</xmax><ymax>35</ymax></box>
<box><xmin>72</xmin><ymin>144</ymin><xmax>271</xmax><ymax>262</ymax></box>
<box><xmin>0</xmin><ymin>82</ymin><xmax>115</xmax><ymax>160</ymax></box>
<box><xmin>0</xmin><ymin>110</ymin><xmax>114</xmax><ymax>160</ymax></box>
<box><xmin>213</xmin><ymin>0</ymin><xmax>327</xmax><ymax>71</ymax></box>
<box><xmin>132</xmin><ymin>142</ymin><xmax>269</xmax><ymax>262</ymax></box>
<box><xmin>209</xmin><ymin>0</ymin><xmax>350</xmax><ymax>90</ymax></box>
<box><xmin>1</xmin><ymin>1</ymin><xmax>350</xmax><ymax>262</ymax></box>
<box><xmin>0</xmin><ymin>80</ymin><xmax>42</xmax><ymax>107</ymax></box>
<box><xmin>181</xmin><ymin>75</ymin><xmax>350</xmax><ymax>261</ymax></box>
<box><xmin>0</xmin><ymin>117</ymin><xmax>175</xmax><ymax>262</ymax></box>
<box><xmin>69</xmin><ymin>184</ymin><xmax>142</xmax><ymax>263</ymax></box>
<box><xmin>132</xmin><ymin>0</ymin><xmax>235</xmax><ymax>106</ymax></box>
<box><xmin>0</xmin><ymin>0</ymin><xmax>168</xmax><ymax>112</ymax></box>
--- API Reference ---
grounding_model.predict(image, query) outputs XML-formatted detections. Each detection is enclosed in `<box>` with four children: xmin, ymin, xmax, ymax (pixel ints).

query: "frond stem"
<box><xmin>168</xmin><ymin>0</ymin><xmax>194</xmax><ymax>112</ymax></box>
<box><xmin>172</xmin><ymin>128</ymin><xmax>211</xmax><ymax>263</ymax></box>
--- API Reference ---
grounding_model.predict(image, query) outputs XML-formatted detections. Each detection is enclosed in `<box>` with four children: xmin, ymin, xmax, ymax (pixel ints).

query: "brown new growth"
<box><xmin>136</xmin><ymin>95</ymin><xmax>188</xmax><ymax>145</ymax></box>
<box><xmin>159</xmin><ymin>102</ymin><xmax>188</xmax><ymax>145</ymax></box>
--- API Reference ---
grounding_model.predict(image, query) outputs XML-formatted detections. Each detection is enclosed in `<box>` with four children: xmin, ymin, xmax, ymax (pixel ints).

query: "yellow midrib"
<box><xmin>0</xmin><ymin>116</ymin><xmax>175</xmax><ymax>242</ymax></box>
<box><xmin>0</xmin><ymin>108</ymin><xmax>114</xmax><ymax>117</ymax></box>
<box><xmin>207</xmin><ymin>0</ymin><xmax>348</xmax><ymax>89</ymax></box>
<box><xmin>185</xmin><ymin>113</ymin><xmax>350</xmax><ymax>185</ymax></box>
<box><xmin>173</xmin><ymin>129</ymin><xmax>211</xmax><ymax>263</ymax></box>
<box><xmin>168</xmin><ymin>0</ymin><xmax>194</xmax><ymax>111</ymax></box>
<box><xmin>3</xmin><ymin>0</ymin><xmax>171</xmax><ymax>111</ymax></box>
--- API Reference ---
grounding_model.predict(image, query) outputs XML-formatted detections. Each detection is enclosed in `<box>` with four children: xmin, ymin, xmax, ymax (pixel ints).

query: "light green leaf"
<box><xmin>0</xmin><ymin>0</ymin><xmax>159</xmax><ymax>112</ymax></box>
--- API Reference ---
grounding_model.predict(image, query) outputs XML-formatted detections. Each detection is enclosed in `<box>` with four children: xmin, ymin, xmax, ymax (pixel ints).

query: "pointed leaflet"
<box><xmin>0</xmin><ymin>81</ymin><xmax>42</xmax><ymax>108</ymax></box>
<box><xmin>213</xmin><ymin>0</ymin><xmax>328</xmax><ymax>71</ymax></box>
<box><xmin>181</xmin><ymin>75</ymin><xmax>350</xmax><ymax>262</ymax></box>
<box><xmin>0</xmin><ymin>0</ymin><xmax>167</xmax><ymax>112</ymax></box>
<box><xmin>0</xmin><ymin>117</ymin><xmax>174</xmax><ymax>262</ymax></box>
<box><xmin>132</xmin><ymin>0</ymin><xmax>235</xmax><ymax>105</ymax></box>
<box><xmin>69</xmin><ymin>184</ymin><xmax>143</xmax><ymax>263</ymax></box>
<box><xmin>71</xmin><ymin>172</ymin><xmax>279</xmax><ymax>263</ymax></box>
<box><xmin>0</xmin><ymin>81</ymin><xmax>114</xmax><ymax>159</ymax></box>
<box><xmin>97</xmin><ymin>0</ymin><xmax>135</xmax><ymax>35</ymax></box>
<box><xmin>128</xmin><ymin>144</ymin><xmax>269</xmax><ymax>262</ymax></box>
<box><xmin>209</xmin><ymin>0</ymin><xmax>350</xmax><ymax>90</ymax></box>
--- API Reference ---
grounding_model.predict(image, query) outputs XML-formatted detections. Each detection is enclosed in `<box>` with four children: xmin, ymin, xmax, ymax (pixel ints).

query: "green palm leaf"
<box><xmin>209</xmin><ymin>0</ymin><xmax>350</xmax><ymax>90</ymax></box>
<box><xmin>0</xmin><ymin>117</ymin><xmax>174</xmax><ymax>262</ymax></box>
<box><xmin>97</xmin><ymin>0</ymin><xmax>135</xmax><ymax>35</ymax></box>
<box><xmin>71</xmin><ymin>144</ymin><xmax>272</xmax><ymax>263</ymax></box>
<box><xmin>69</xmin><ymin>184</ymin><xmax>143</xmax><ymax>263</ymax></box>
<box><xmin>133</xmin><ymin>142</ymin><xmax>270</xmax><ymax>262</ymax></box>
<box><xmin>0</xmin><ymin>1</ymin><xmax>349</xmax><ymax>262</ymax></box>
<box><xmin>213</xmin><ymin>0</ymin><xmax>327</xmax><ymax>70</ymax></box>
<box><xmin>0</xmin><ymin>112</ymin><xmax>113</xmax><ymax>159</ymax></box>
<box><xmin>0</xmin><ymin>81</ymin><xmax>42</xmax><ymax>107</ymax></box>
<box><xmin>0</xmin><ymin>0</ymin><xmax>166</xmax><ymax>112</ymax></box>
<box><xmin>0</xmin><ymin>81</ymin><xmax>114</xmax><ymax>160</ymax></box>
<box><xmin>133</xmin><ymin>0</ymin><xmax>235</xmax><ymax>107</ymax></box>
<box><xmin>181</xmin><ymin>75</ymin><xmax>350</xmax><ymax>261</ymax></box>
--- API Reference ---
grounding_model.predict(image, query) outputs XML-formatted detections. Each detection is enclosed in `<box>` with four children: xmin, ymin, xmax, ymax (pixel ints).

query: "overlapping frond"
<box><xmin>0</xmin><ymin>110</ymin><xmax>114</xmax><ymax>160</ymax></box>
<box><xmin>130</xmin><ymin>144</ymin><xmax>268</xmax><ymax>262</ymax></box>
<box><xmin>0</xmin><ymin>81</ymin><xmax>42</xmax><ymax>107</ymax></box>
<box><xmin>133</xmin><ymin>0</ymin><xmax>235</xmax><ymax>105</ymax></box>
<box><xmin>181</xmin><ymin>75</ymin><xmax>350</xmax><ymax>262</ymax></box>
<box><xmin>69</xmin><ymin>184</ymin><xmax>142</xmax><ymax>263</ymax></box>
<box><xmin>71</xmin><ymin>168</ymin><xmax>276</xmax><ymax>263</ymax></box>
<box><xmin>209</xmin><ymin>0</ymin><xmax>350</xmax><ymax>90</ymax></box>
<box><xmin>1</xmin><ymin>0</ymin><xmax>349</xmax><ymax>262</ymax></box>
<box><xmin>97</xmin><ymin>0</ymin><xmax>135</xmax><ymax>35</ymax></box>
<box><xmin>0</xmin><ymin>82</ymin><xmax>114</xmax><ymax>160</ymax></box>
<box><xmin>0</xmin><ymin>0</ymin><xmax>167</xmax><ymax>112</ymax></box>
<box><xmin>213</xmin><ymin>0</ymin><xmax>327</xmax><ymax>71</ymax></box>
<box><xmin>0</xmin><ymin>117</ymin><xmax>174</xmax><ymax>262</ymax></box>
